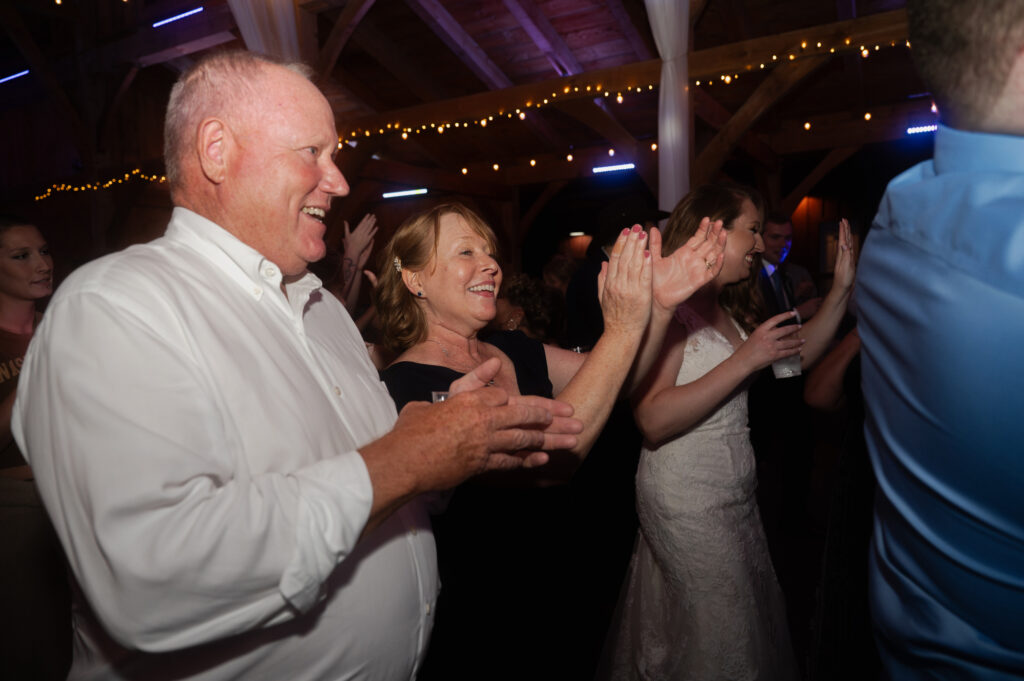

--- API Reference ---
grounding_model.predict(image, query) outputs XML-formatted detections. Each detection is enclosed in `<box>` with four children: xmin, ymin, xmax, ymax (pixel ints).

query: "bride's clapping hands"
<box><xmin>651</xmin><ymin>217</ymin><xmax>727</xmax><ymax>313</ymax></box>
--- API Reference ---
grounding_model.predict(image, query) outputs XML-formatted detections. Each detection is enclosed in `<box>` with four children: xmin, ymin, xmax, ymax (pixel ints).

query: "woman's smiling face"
<box><xmin>417</xmin><ymin>212</ymin><xmax>502</xmax><ymax>336</ymax></box>
<box><xmin>718</xmin><ymin>198</ymin><xmax>764</xmax><ymax>284</ymax></box>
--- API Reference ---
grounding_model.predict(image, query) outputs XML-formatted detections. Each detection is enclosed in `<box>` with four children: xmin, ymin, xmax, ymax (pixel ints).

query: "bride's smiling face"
<box><xmin>417</xmin><ymin>213</ymin><xmax>502</xmax><ymax>336</ymax></box>
<box><xmin>718</xmin><ymin>198</ymin><xmax>764</xmax><ymax>284</ymax></box>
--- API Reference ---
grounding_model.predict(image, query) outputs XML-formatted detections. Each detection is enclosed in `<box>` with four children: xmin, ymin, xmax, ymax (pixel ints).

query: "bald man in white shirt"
<box><xmin>12</xmin><ymin>50</ymin><xmax>580</xmax><ymax>681</ymax></box>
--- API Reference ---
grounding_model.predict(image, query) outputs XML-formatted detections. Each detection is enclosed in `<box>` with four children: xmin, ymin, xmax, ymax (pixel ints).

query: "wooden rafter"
<box><xmin>694</xmin><ymin>55</ymin><xmax>829</xmax><ymax>185</ymax></box>
<box><xmin>316</xmin><ymin>0</ymin><xmax>376</xmax><ymax>80</ymax></box>
<box><xmin>781</xmin><ymin>145</ymin><xmax>860</xmax><ymax>215</ymax></box>
<box><xmin>502</xmin><ymin>0</ymin><xmax>582</xmax><ymax>77</ymax></box>
<box><xmin>404</xmin><ymin>0</ymin><xmax>567</xmax><ymax>150</ymax></box>
<box><xmin>689</xmin><ymin>9</ymin><xmax>907</xmax><ymax>78</ymax></box>
<box><xmin>604</xmin><ymin>0</ymin><xmax>657</xmax><ymax>61</ymax></box>
<box><xmin>768</xmin><ymin>98</ymin><xmax>937</xmax><ymax>154</ymax></box>
<box><xmin>691</xmin><ymin>0</ymin><xmax>711</xmax><ymax>28</ymax></box>
<box><xmin>692</xmin><ymin>87</ymin><xmax>777</xmax><ymax>168</ymax></box>
<box><xmin>501</xmin><ymin>0</ymin><xmax>645</xmax><ymax>186</ymax></box>
<box><xmin>345</xmin><ymin>10</ymin><xmax>907</xmax><ymax>135</ymax></box>
<box><xmin>403</xmin><ymin>0</ymin><xmax>513</xmax><ymax>89</ymax></box>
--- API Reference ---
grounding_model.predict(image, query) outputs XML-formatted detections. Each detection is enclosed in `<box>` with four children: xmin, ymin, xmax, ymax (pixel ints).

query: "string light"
<box><xmin>864</xmin><ymin>112</ymin><xmax>872</xmax><ymax>120</ymax></box>
<box><xmin>35</xmin><ymin>168</ymin><xmax>166</xmax><ymax>201</ymax></box>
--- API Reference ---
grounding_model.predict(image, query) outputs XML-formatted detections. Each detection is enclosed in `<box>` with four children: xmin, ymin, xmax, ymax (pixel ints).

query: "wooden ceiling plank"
<box><xmin>403</xmin><ymin>0</ymin><xmax>514</xmax><ymax>89</ymax></box>
<box><xmin>502</xmin><ymin>0</ymin><xmax>582</xmax><ymax>77</ymax></box>
<box><xmin>694</xmin><ymin>55</ymin><xmax>829</xmax><ymax>185</ymax></box>
<box><xmin>403</xmin><ymin>0</ymin><xmax>569</xmax><ymax>153</ymax></box>
<box><xmin>137</xmin><ymin>31</ymin><xmax>237</xmax><ymax>68</ymax></box>
<box><xmin>316</xmin><ymin>0</ymin><xmax>377</xmax><ymax>79</ymax></box>
<box><xmin>781</xmin><ymin>145</ymin><xmax>860</xmax><ymax>215</ymax></box>
<box><xmin>604</xmin><ymin>0</ymin><xmax>657</xmax><ymax>60</ymax></box>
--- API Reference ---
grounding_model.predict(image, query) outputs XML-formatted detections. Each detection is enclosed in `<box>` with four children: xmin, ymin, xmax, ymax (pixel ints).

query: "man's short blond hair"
<box><xmin>907</xmin><ymin>0</ymin><xmax>1024</xmax><ymax>129</ymax></box>
<box><xmin>162</xmin><ymin>50</ymin><xmax>312</xmax><ymax>195</ymax></box>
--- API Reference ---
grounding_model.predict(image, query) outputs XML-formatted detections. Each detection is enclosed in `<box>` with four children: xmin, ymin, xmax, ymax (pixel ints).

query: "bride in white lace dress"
<box><xmin>600</xmin><ymin>184</ymin><xmax>855</xmax><ymax>681</ymax></box>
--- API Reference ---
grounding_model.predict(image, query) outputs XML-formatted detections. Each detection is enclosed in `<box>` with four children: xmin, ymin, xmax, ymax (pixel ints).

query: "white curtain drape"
<box><xmin>227</xmin><ymin>0</ymin><xmax>301</xmax><ymax>61</ymax></box>
<box><xmin>644</xmin><ymin>0</ymin><xmax>691</xmax><ymax>215</ymax></box>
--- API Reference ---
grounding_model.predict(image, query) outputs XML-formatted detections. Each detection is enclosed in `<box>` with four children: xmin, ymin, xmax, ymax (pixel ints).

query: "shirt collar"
<box><xmin>933</xmin><ymin>123</ymin><xmax>1024</xmax><ymax>176</ymax></box>
<box><xmin>762</xmin><ymin>261</ymin><xmax>778</xmax><ymax>276</ymax></box>
<box><xmin>165</xmin><ymin>207</ymin><xmax>322</xmax><ymax>304</ymax></box>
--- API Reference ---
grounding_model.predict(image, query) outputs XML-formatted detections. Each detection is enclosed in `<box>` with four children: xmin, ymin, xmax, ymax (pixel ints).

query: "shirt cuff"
<box><xmin>279</xmin><ymin>450</ymin><xmax>373</xmax><ymax>611</ymax></box>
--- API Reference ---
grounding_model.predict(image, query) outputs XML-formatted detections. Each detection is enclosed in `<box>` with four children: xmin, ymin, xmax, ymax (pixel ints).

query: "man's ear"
<box><xmin>197</xmin><ymin>118</ymin><xmax>230</xmax><ymax>184</ymax></box>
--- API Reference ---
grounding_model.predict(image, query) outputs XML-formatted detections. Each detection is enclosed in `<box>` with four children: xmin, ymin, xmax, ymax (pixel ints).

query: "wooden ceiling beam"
<box><xmin>691</xmin><ymin>0</ymin><xmax>711</xmax><ymax>28</ymax></box>
<box><xmin>781</xmin><ymin>145</ymin><xmax>860</xmax><ymax>216</ymax></box>
<box><xmin>351</xmin><ymin>17</ymin><xmax>459</xmax><ymax>102</ymax></box>
<box><xmin>316</xmin><ymin>0</ymin><xmax>376</xmax><ymax>80</ymax></box>
<box><xmin>502</xmin><ymin>0</ymin><xmax>645</xmax><ymax>187</ymax></box>
<box><xmin>502</xmin><ymin>0</ymin><xmax>582</xmax><ymax>77</ymax></box>
<box><xmin>689</xmin><ymin>9</ymin><xmax>907</xmax><ymax>78</ymax></box>
<box><xmin>404</xmin><ymin>0</ymin><xmax>514</xmax><ymax>90</ymax></box>
<box><xmin>692</xmin><ymin>87</ymin><xmax>777</xmax><ymax>168</ymax></box>
<box><xmin>694</xmin><ymin>55</ymin><xmax>829</xmax><ymax>185</ymax></box>
<box><xmin>768</xmin><ymin>98</ymin><xmax>937</xmax><ymax>154</ymax></box>
<box><xmin>404</xmin><ymin>0</ymin><xmax>568</xmax><ymax>151</ymax></box>
<box><xmin>345</xmin><ymin>9</ymin><xmax>907</xmax><ymax>136</ymax></box>
<box><xmin>604</xmin><ymin>0</ymin><xmax>657</xmax><ymax>60</ymax></box>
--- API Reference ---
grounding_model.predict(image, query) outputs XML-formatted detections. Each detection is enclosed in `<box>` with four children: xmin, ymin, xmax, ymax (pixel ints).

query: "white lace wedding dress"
<box><xmin>599</xmin><ymin>305</ymin><xmax>797</xmax><ymax>681</ymax></box>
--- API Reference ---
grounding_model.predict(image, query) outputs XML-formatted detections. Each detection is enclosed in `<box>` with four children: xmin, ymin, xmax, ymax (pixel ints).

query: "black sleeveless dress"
<box><xmin>382</xmin><ymin>331</ymin><xmax>583</xmax><ymax>680</ymax></box>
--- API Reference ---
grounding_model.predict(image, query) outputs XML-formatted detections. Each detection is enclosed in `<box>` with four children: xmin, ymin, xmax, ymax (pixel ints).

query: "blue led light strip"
<box><xmin>382</xmin><ymin>188</ymin><xmax>428</xmax><ymax>199</ymax></box>
<box><xmin>153</xmin><ymin>6</ymin><xmax>204</xmax><ymax>28</ymax></box>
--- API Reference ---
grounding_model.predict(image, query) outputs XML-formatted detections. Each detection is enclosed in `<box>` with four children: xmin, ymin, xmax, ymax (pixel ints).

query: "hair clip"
<box><xmin>393</xmin><ymin>256</ymin><xmax>402</xmax><ymax>273</ymax></box>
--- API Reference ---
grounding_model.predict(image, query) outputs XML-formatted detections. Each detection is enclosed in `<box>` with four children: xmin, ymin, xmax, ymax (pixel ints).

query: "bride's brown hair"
<box><xmin>661</xmin><ymin>183</ymin><xmax>767</xmax><ymax>333</ymax></box>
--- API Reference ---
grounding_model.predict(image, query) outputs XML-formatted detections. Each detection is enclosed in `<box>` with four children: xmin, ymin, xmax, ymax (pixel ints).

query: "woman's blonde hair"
<box><xmin>374</xmin><ymin>202</ymin><xmax>499</xmax><ymax>352</ymax></box>
<box><xmin>661</xmin><ymin>183</ymin><xmax>767</xmax><ymax>332</ymax></box>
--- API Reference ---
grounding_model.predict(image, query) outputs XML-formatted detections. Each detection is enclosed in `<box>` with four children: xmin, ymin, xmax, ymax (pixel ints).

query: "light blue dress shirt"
<box><xmin>857</xmin><ymin>124</ymin><xmax>1024</xmax><ymax>678</ymax></box>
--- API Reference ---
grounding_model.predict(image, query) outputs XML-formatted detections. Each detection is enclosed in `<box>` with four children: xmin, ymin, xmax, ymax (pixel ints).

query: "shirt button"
<box><xmin>333</xmin><ymin>386</ymin><xmax>341</xmax><ymax>396</ymax></box>
<box><xmin>425</xmin><ymin>602</ymin><xmax>431</xmax><ymax>615</ymax></box>
<box><xmin>263</xmin><ymin>266</ymin><xmax>277</xmax><ymax>278</ymax></box>
<box><xmin>252</xmin><ymin>287</ymin><xmax>261</xmax><ymax>297</ymax></box>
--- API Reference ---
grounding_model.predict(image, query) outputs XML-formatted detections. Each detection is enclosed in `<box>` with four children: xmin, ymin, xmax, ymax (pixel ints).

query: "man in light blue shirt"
<box><xmin>857</xmin><ymin>1</ymin><xmax>1024</xmax><ymax>677</ymax></box>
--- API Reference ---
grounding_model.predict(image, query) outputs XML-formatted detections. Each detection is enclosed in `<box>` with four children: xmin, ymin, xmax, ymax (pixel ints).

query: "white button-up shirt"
<box><xmin>13</xmin><ymin>207</ymin><xmax>438</xmax><ymax>680</ymax></box>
